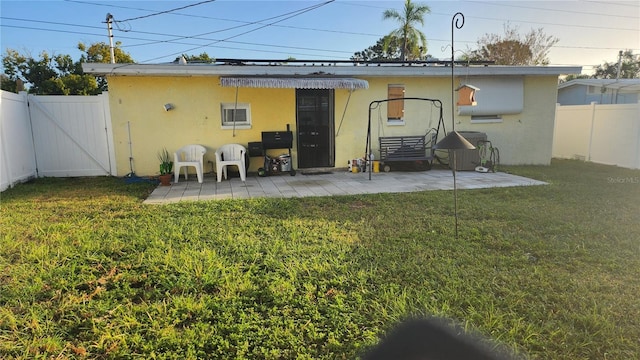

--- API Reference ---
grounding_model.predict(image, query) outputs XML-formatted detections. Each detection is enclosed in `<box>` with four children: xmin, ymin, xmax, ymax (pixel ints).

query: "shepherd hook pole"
<box><xmin>452</xmin><ymin>12</ymin><xmax>464</xmax><ymax>239</ymax></box>
<box><xmin>451</xmin><ymin>12</ymin><xmax>464</xmax><ymax>133</ymax></box>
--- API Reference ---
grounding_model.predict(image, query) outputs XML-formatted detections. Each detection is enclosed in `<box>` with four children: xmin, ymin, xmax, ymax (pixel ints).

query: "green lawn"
<box><xmin>1</xmin><ymin>159</ymin><xmax>639</xmax><ymax>359</ymax></box>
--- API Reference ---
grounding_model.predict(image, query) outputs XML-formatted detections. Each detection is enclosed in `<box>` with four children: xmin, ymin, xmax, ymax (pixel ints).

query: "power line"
<box><xmin>140</xmin><ymin>0</ymin><xmax>335</xmax><ymax>63</ymax></box>
<box><xmin>61</xmin><ymin>0</ymin><xmax>639</xmax><ymax>43</ymax></box>
<box><xmin>116</xmin><ymin>0</ymin><xmax>216</xmax><ymax>23</ymax></box>
<box><xmin>66</xmin><ymin>0</ymin><xmax>382</xmax><ymax>38</ymax></box>
<box><xmin>123</xmin><ymin>1</ymin><xmax>344</xmax><ymax>47</ymax></box>
<box><xmin>4</xmin><ymin>22</ymin><xmax>635</xmax><ymax>66</ymax></box>
<box><xmin>2</xmin><ymin>20</ymin><xmax>635</xmax><ymax>57</ymax></box>
<box><xmin>61</xmin><ymin>0</ymin><xmax>343</xmax><ymax>61</ymax></box>
<box><xmin>471</xmin><ymin>0</ymin><xmax>639</xmax><ymax>19</ymax></box>
<box><xmin>582</xmin><ymin>0</ymin><xmax>640</xmax><ymax>8</ymax></box>
<box><xmin>123</xmin><ymin>32</ymin><xmax>353</xmax><ymax>55</ymax></box>
<box><xmin>0</xmin><ymin>24</ymin><xmax>342</xmax><ymax>59</ymax></box>
<box><xmin>0</xmin><ymin>16</ymin><xmax>352</xmax><ymax>56</ymax></box>
<box><xmin>468</xmin><ymin>14</ymin><xmax>637</xmax><ymax>32</ymax></box>
<box><xmin>3</xmin><ymin>1</ymin><xmax>637</xmax><ymax>63</ymax></box>
<box><xmin>1</xmin><ymin>16</ymin><xmax>104</xmax><ymax>31</ymax></box>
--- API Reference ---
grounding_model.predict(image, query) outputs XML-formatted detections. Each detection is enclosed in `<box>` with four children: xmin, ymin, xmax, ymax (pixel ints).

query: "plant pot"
<box><xmin>158</xmin><ymin>174</ymin><xmax>172</xmax><ymax>186</ymax></box>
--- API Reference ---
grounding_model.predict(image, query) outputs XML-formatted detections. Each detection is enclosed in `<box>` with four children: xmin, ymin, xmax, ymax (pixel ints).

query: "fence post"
<box><xmin>635</xmin><ymin>103</ymin><xmax>640</xmax><ymax>169</ymax></box>
<box><xmin>587</xmin><ymin>101</ymin><xmax>597</xmax><ymax>162</ymax></box>
<box><xmin>24</xmin><ymin>92</ymin><xmax>40</xmax><ymax>178</ymax></box>
<box><xmin>99</xmin><ymin>92</ymin><xmax>116</xmax><ymax>176</ymax></box>
<box><xmin>0</xmin><ymin>94</ymin><xmax>14</xmax><ymax>189</ymax></box>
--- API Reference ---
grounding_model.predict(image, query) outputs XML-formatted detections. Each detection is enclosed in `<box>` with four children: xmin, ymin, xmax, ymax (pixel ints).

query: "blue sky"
<box><xmin>1</xmin><ymin>0</ymin><xmax>638</xmax><ymax>74</ymax></box>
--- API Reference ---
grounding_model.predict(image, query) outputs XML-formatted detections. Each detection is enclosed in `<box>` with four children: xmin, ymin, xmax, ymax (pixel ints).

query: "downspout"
<box><xmin>233</xmin><ymin>85</ymin><xmax>239</xmax><ymax>137</ymax></box>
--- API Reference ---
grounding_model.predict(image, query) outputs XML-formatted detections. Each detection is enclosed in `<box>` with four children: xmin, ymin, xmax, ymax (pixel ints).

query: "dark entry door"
<box><xmin>296</xmin><ymin>89</ymin><xmax>335</xmax><ymax>168</ymax></box>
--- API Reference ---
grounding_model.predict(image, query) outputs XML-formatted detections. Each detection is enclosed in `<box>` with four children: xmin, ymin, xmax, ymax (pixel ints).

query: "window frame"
<box><xmin>220</xmin><ymin>103</ymin><xmax>251</xmax><ymax>129</ymax></box>
<box><xmin>387</xmin><ymin>84</ymin><xmax>405</xmax><ymax>125</ymax></box>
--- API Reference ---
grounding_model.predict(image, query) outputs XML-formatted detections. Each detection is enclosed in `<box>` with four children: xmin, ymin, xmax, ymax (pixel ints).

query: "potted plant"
<box><xmin>157</xmin><ymin>148</ymin><xmax>173</xmax><ymax>186</ymax></box>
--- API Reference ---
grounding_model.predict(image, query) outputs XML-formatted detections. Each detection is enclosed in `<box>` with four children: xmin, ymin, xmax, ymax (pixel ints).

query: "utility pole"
<box><xmin>106</xmin><ymin>13</ymin><xmax>116</xmax><ymax>64</ymax></box>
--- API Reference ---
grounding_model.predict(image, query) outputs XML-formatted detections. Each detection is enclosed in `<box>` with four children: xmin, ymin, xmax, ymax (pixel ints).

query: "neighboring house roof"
<box><xmin>82</xmin><ymin>61</ymin><xmax>581</xmax><ymax>78</ymax></box>
<box><xmin>558</xmin><ymin>79</ymin><xmax>640</xmax><ymax>93</ymax></box>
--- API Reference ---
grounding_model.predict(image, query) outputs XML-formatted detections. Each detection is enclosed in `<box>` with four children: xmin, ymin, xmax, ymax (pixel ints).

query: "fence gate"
<box><xmin>28</xmin><ymin>93</ymin><xmax>115</xmax><ymax>177</ymax></box>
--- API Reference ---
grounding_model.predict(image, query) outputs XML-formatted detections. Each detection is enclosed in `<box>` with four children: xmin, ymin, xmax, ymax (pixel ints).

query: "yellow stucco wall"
<box><xmin>106</xmin><ymin>74</ymin><xmax>558</xmax><ymax>176</ymax></box>
<box><xmin>107</xmin><ymin>76</ymin><xmax>296</xmax><ymax>176</ymax></box>
<box><xmin>334</xmin><ymin>77</ymin><xmax>453</xmax><ymax>167</ymax></box>
<box><xmin>454</xmin><ymin>76</ymin><xmax>559</xmax><ymax>165</ymax></box>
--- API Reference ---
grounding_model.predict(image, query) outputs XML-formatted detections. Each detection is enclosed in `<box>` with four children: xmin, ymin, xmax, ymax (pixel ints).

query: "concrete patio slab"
<box><xmin>143</xmin><ymin>169</ymin><xmax>546</xmax><ymax>204</ymax></box>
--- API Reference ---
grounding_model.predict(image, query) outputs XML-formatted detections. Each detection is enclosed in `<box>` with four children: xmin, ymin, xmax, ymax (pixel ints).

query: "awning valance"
<box><xmin>220</xmin><ymin>76</ymin><xmax>369</xmax><ymax>90</ymax></box>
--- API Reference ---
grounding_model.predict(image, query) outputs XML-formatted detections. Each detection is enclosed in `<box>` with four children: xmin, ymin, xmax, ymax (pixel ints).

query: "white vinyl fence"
<box><xmin>1</xmin><ymin>91</ymin><xmax>114</xmax><ymax>191</ymax></box>
<box><xmin>1</xmin><ymin>91</ymin><xmax>37</xmax><ymax>191</ymax></box>
<box><xmin>553</xmin><ymin>102</ymin><xmax>640</xmax><ymax>170</ymax></box>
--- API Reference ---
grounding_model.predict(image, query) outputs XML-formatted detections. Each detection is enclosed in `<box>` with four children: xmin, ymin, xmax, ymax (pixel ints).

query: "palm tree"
<box><xmin>383</xmin><ymin>0</ymin><xmax>430</xmax><ymax>61</ymax></box>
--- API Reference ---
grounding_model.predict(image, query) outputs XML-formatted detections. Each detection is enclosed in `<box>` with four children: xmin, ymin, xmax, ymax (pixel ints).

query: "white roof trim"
<box><xmin>220</xmin><ymin>76</ymin><xmax>368</xmax><ymax>90</ymax></box>
<box><xmin>81</xmin><ymin>63</ymin><xmax>582</xmax><ymax>78</ymax></box>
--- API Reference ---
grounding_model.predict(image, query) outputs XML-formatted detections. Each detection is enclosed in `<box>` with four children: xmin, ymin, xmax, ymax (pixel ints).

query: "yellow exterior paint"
<box><xmin>106</xmin><ymin>74</ymin><xmax>559</xmax><ymax>177</ymax></box>
<box><xmin>454</xmin><ymin>76</ymin><xmax>559</xmax><ymax>165</ymax></box>
<box><xmin>107</xmin><ymin>76</ymin><xmax>295</xmax><ymax>176</ymax></box>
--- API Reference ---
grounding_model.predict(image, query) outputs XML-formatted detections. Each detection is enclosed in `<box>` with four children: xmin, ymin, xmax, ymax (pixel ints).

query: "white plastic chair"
<box><xmin>215</xmin><ymin>144</ymin><xmax>247</xmax><ymax>182</ymax></box>
<box><xmin>174</xmin><ymin>144</ymin><xmax>206</xmax><ymax>183</ymax></box>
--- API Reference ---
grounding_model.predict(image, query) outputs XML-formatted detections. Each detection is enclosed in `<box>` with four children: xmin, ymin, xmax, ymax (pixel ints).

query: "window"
<box><xmin>387</xmin><ymin>85</ymin><xmax>405</xmax><ymax>124</ymax></box>
<box><xmin>457</xmin><ymin>77</ymin><xmax>523</xmax><ymax>116</ymax></box>
<box><xmin>221</xmin><ymin>103</ymin><xmax>251</xmax><ymax>129</ymax></box>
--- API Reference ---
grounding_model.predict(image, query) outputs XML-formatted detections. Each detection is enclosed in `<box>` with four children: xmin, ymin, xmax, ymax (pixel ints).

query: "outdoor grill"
<box><xmin>255</xmin><ymin>127</ymin><xmax>296</xmax><ymax>176</ymax></box>
<box><xmin>261</xmin><ymin>131</ymin><xmax>293</xmax><ymax>149</ymax></box>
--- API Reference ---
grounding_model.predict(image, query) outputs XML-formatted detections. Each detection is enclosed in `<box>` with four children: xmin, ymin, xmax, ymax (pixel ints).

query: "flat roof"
<box><xmin>82</xmin><ymin>62</ymin><xmax>582</xmax><ymax>78</ymax></box>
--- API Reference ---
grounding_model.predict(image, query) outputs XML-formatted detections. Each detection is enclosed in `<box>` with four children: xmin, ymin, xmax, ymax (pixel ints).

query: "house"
<box><xmin>557</xmin><ymin>79</ymin><xmax>640</xmax><ymax>105</ymax></box>
<box><xmin>82</xmin><ymin>60</ymin><xmax>581</xmax><ymax>177</ymax></box>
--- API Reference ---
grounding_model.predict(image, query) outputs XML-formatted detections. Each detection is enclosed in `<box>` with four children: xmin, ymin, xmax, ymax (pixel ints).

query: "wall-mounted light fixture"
<box><xmin>163</xmin><ymin>103</ymin><xmax>175</xmax><ymax>111</ymax></box>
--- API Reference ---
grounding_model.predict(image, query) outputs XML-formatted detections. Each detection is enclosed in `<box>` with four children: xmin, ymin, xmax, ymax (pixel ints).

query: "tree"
<box><xmin>351</xmin><ymin>35</ymin><xmax>402</xmax><ymax>61</ymax></box>
<box><xmin>592</xmin><ymin>50</ymin><xmax>639</xmax><ymax>79</ymax></box>
<box><xmin>561</xmin><ymin>74</ymin><xmax>590</xmax><ymax>83</ymax></box>
<box><xmin>181</xmin><ymin>52</ymin><xmax>215</xmax><ymax>63</ymax></box>
<box><xmin>78</xmin><ymin>41</ymin><xmax>135</xmax><ymax>91</ymax></box>
<box><xmin>468</xmin><ymin>23</ymin><xmax>558</xmax><ymax>65</ymax></box>
<box><xmin>1</xmin><ymin>49</ymin><xmax>80</xmax><ymax>95</ymax></box>
<box><xmin>78</xmin><ymin>41</ymin><xmax>134</xmax><ymax>64</ymax></box>
<box><xmin>0</xmin><ymin>74</ymin><xmax>18</xmax><ymax>93</ymax></box>
<box><xmin>382</xmin><ymin>0</ymin><xmax>430</xmax><ymax>61</ymax></box>
<box><xmin>2</xmin><ymin>42</ymin><xmax>134</xmax><ymax>94</ymax></box>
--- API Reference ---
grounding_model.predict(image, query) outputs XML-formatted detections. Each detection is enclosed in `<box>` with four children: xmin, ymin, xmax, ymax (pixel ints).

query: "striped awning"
<box><xmin>220</xmin><ymin>76</ymin><xmax>369</xmax><ymax>90</ymax></box>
